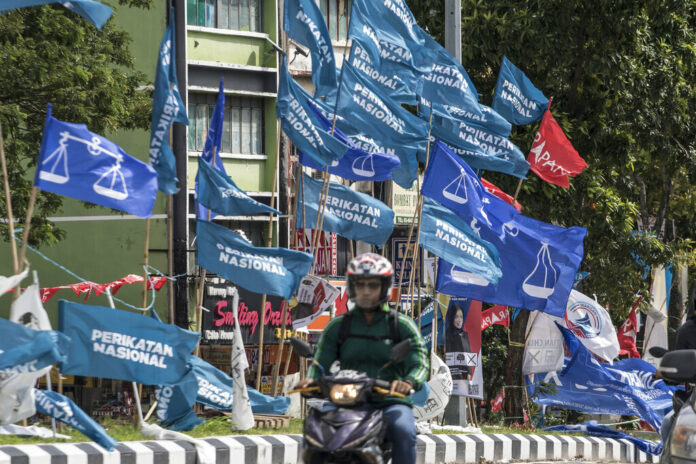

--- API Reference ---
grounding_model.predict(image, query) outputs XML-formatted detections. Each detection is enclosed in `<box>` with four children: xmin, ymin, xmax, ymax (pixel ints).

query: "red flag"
<box><xmin>146</xmin><ymin>276</ymin><xmax>169</xmax><ymax>291</ymax></box>
<box><xmin>618</xmin><ymin>296</ymin><xmax>642</xmax><ymax>358</ymax></box>
<box><xmin>527</xmin><ymin>110</ymin><xmax>587</xmax><ymax>188</ymax></box>
<box><xmin>481</xmin><ymin>178</ymin><xmax>522</xmax><ymax>212</ymax></box>
<box><xmin>491</xmin><ymin>391</ymin><xmax>505</xmax><ymax>413</ymax></box>
<box><xmin>481</xmin><ymin>305</ymin><xmax>510</xmax><ymax>331</ymax></box>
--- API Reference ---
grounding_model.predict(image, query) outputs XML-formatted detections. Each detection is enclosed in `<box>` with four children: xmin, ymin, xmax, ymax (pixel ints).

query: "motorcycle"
<box><xmin>287</xmin><ymin>337</ymin><xmax>413</xmax><ymax>464</ymax></box>
<box><xmin>654</xmin><ymin>348</ymin><xmax>696</xmax><ymax>464</ymax></box>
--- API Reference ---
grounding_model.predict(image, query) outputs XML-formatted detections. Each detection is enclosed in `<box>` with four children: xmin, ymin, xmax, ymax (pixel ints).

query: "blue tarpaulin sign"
<box><xmin>35</xmin><ymin>105</ymin><xmax>158</xmax><ymax>218</ymax></box>
<box><xmin>196</xmin><ymin>220</ymin><xmax>313</xmax><ymax>300</ymax></box>
<box><xmin>296</xmin><ymin>173</ymin><xmax>395</xmax><ymax>246</ymax></box>
<box><xmin>58</xmin><ymin>300</ymin><xmax>199</xmax><ymax>385</ymax></box>
<box><xmin>492</xmin><ymin>56</ymin><xmax>549</xmax><ymax>126</ymax></box>
<box><xmin>35</xmin><ymin>389</ymin><xmax>118</xmax><ymax>450</ymax></box>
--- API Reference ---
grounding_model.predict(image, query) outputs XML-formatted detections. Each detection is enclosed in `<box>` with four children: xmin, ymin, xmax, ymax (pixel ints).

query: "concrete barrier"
<box><xmin>0</xmin><ymin>433</ymin><xmax>659</xmax><ymax>463</ymax></box>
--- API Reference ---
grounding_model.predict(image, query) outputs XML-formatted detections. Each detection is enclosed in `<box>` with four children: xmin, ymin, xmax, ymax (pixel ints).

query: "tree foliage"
<box><xmin>409</xmin><ymin>0</ymin><xmax>696</xmax><ymax>321</ymax></box>
<box><xmin>0</xmin><ymin>2</ymin><xmax>153</xmax><ymax>248</ymax></box>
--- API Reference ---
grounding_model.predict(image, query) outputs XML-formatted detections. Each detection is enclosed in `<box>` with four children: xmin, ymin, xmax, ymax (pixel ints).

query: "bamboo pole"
<box><xmin>17</xmin><ymin>186</ymin><xmax>38</xmax><ymax>271</ymax></box>
<box><xmin>309</xmin><ymin>166</ymin><xmax>330</xmax><ymax>263</ymax></box>
<box><xmin>0</xmin><ymin>123</ymin><xmax>19</xmax><ymax>274</ymax></box>
<box><xmin>142</xmin><ymin>218</ymin><xmax>151</xmax><ymax>308</ymax></box>
<box><xmin>513</xmin><ymin>178</ymin><xmax>523</xmax><ymax>203</ymax></box>
<box><xmin>257</xmin><ymin>121</ymin><xmax>281</xmax><ymax>392</ymax></box>
<box><xmin>167</xmin><ymin>195</ymin><xmax>175</xmax><ymax>324</ymax></box>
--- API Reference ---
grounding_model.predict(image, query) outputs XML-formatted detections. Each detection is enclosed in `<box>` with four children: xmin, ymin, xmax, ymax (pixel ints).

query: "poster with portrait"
<box><xmin>444</xmin><ymin>297</ymin><xmax>483</xmax><ymax>398</ymax></box>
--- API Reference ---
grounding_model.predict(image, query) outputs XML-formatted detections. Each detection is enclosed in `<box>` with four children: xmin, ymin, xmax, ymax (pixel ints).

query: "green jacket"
<box><xmin>308</xmin><ymin>304</ymin><xmax>429</xmax><ymax>407</ymax></box>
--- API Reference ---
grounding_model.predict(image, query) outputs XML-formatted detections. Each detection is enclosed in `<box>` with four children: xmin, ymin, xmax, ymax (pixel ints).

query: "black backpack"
<box><xmin>337</xmin><ymin>308</ymin><xmax>401</xmax><ymax>355</ymax></box>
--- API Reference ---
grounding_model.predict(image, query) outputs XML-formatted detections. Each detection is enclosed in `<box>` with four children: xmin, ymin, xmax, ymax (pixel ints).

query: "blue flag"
<box><xmin>34</xmin><ymin>389</ymin><xmax>118</xmax><ymax>450</ymax></box>
<box><xmin>196</xmin><ymin>220</ymin><xmax>313</xmax><ymax>299</ymax></box>
<box><xmin>155</xmin><ymin>369</ymin><xmax>202</xmax><ymax>431</ymax></box>
<box><xmin>296</xmin><ymin>173</ymin><xmax>395</xmax><ymax>246</ymax></box>
<box><xmin>58</xmin><ymin>300</ymin><xmax>200</xmax><ymax>385</ymax></box>
<box><xmin>492</xmin><ymin>56</ymin><xmax>549</xmax><ymax>125</ymax></box>
<box><xmin>284</xmin><ymin>0</ymin><xmax>337</xmax><ymax>97</ymax></box>
<box><xmin>424</xmin><ymin>141</ymin><xmax>585</xmax><ymax>316</ymax></box>
<box><xmin>337</xmin><ymin>62</ymin><xmax>428</xmax><ymax>188</ymax></box>
<box><xmin>348</xmin><ymin>0</ymin><xmax>427</xmax><ymax>73</ymax></box>
<box><xmin>433</xmin><ymin>113</ymin><xmax>530</xmax><ymax>178</ymax></box>
<box><xmin>190</xmin><ymin>356</ymin><xmax>234</xmax><ymax>410</ymax></box>
<box><xmin>1</xmin><ymin>1</ymin><xmax>113</xmax><ymax>29</ymax></box>
<box><xmin>197</xmin><ymin>157</ymin><xmax>281</xmax><ymax>217</ymax></box>
<box><xmin>0</xmin><ymin>318</ymin><xmax>70</xmax><ymax>375</ymax></box>
<box><xmin>545</xmin><ymin>421</ymin><xmax>662</xmax><ymax>456</ymax></box>
<box><xmin>276</xmin><ymin>59</ymin><xmax>348</xmax><ymax>167</ymax></box>
<box><xmin>345</xmin><ymin>38</ymin><xmax>419</xmax><ymax>105</ymax></box>
<box><xmin>528</xmin><ymin>326</ymin><xmax>675</xmax><ymax>432</ymax></box>
<box><xmin>420</xmin><ymin>98</ymin><xmax>512</xmax><ymax>139</ymax></box>
<box><xmin>248</xmin><ymin>386</ymin><xmax>291</xmax><ymax>415</ymax></box>
<box><xmin>34</xmin><ymin>105</ymin><xmax>158</xmax><ymax>218</ymax></box>
<box><xmin>196</xmin><ymin>78</ymin><xmax>227</xmax><ymax>220</ymax></box>
<box><xmin>419</xmin><ymin>197</ymin><xmax>502</xmax><ymax>285</ymax></box>
<box><xmin>149</xmin><ymin>10</ymin><xmax>189</xmax><ymax>194</ymax></box>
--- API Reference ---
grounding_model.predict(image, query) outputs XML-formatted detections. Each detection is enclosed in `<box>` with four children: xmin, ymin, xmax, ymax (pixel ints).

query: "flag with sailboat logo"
<box><xmin>423</xmin><ymin>141</ymin><xmax>586</xmax><ymax>317</ymax></box>
<box><xmin>34</xmin><ymin>105</ymin><xmax>158</xmax><ymax>218</ymax></box>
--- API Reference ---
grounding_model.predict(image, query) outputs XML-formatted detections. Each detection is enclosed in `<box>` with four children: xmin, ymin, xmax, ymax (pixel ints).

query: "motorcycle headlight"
<box><xmin>329</xmin><ymin>383</ymin><xmax>362</xmax><ymax>406</ymax></box>
<box><xmin>671</xmin><ymin>404</ymin><xmax>696</xmax><ymax>460</ymax></box>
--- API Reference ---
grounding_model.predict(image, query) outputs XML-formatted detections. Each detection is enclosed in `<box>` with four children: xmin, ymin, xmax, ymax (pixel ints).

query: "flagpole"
<box><xmin>142</xmin><ymin>218</ymin><xmax>151</xmax><ymax>308</ymax></box>
<box><xmin>17</xmin><ymin>186</ymin><xmax>38</xmax><ymax>274</ymax></box>
<box><xmin>512</xmin><ymin>178</ymin><xmax>523</xmax><ymax>203</ymax></box>
<box><xmin>256</xmin><ymin>120</ymin><xmax>281</xmax><ymax>392</ymax></box>
<box><xmin>167</xmin><ymin>195</ymin><xmax>175</xmax><ymax>324</ymax></box>
<box><xmin>0</xmin><ymin>123</ymin><xmax>19</xmax><ymax>274</ymax></box>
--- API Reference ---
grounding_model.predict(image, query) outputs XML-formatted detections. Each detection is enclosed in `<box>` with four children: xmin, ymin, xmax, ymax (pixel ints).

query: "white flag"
<box><xmin>523</xmin><ymin>311</ymin><xmax>564</xmax><ymax>375</ymax></box>
<box><xmin>10</xmin><ymin>284</ymin><xmax>52</xmax><ymax>331</ymax></box>
<box><xmin>414</xmin><ymin>352</ymin><xmax>452</xmax><ymax>422</ymax></box>
<box><xmin>229</xmin><ymin>289</ymin><xmax>254</xmax><ymax>430</ymax></box>
<box><xmin>552</xmin><ymin>290</ymin><xmax>620</xmax><ymax>362</ymax></box>
<box><xmin>643</xmin><ymin>266</ymin><xmax>669</xmax><ymax>367</ymax></box>
<box><xmin>0</xmin><ymin>268</ymin><xmax>28</xmax><ymax>297</ymax></box>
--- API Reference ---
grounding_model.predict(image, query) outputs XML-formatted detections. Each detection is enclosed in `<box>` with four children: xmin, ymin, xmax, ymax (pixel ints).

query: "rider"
<box><xmin>295</xmin><ymin>253</ymin><xmax>429</xmax><ymax>464</ymax></box>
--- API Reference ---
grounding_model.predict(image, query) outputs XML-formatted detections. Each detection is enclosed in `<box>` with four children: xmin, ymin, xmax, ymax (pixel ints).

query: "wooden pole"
<box><xmin>310</xmin><ymin>167</ymin><xmax>330</xmax><ymax>263</ymax></box>
<box><xmin>0</xmin><ymin>123</ymin><xmax>19</xmax><ymax>274</ymax></box>
<box><xmin>257</xmin><ymin>121</ymin><xmax>281</xmax><ymax>392</ymax></box>
<box><xmin>17</xmin><ymin>186</ymin><xmax>38</xmax><ymax>270</ymax></box>
<box><xmin>513</xmin><ymin>178</ymin><xmax>524</xmax><ymax>203</ymax></box>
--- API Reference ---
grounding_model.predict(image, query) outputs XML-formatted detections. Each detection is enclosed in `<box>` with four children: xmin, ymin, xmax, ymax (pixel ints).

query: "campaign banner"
<box><xmin>34</xmin><ymin>389</ymin><xmax>117</xmax><ymax>450</ymax></box>
<box><xmin>492</xmin><ymin>56</ymin><xmax>549</xmax><ymax>125</ymax></box>
<box><xmin>190</xmin><ymin>356</ymin><xmax>234</xmax><ymax>410</ymax></box>
<box><xmin>284</xmin><ymin>0</ymin><xmax>336</xmax><ymax>97</ymax></box>
<box><xmin>426</xmin><ymin>141</ymin><xmax>586</xmax><ymax>317</ymax></box>
<box><xmin>528</xmin><ymin>326</ymin><xmax>676</xmax><ymax>431</ymax></box>
<box><xmin>0</xmin><ymin>318</ymin><xmax>70</xmax><ymax>376</ymax></box>
<box><xmin>276</xmin><ymin>60</ymin><xmax>348</xmax><ymax>167</ymax></box>
<box><xmin>296</xmin><ymin>173</ymin><xmax>395</xmax><ymax>246</ymax></box>
<box><xmin>413</xmin><ymin>352</ymin><xmax>452</xmax><ymax>421</ymax></box>
<box><xmin>421</xmin><ymin>98</ymin><xmax>511</xmax><ymax>138</ymax></box>
<box><xmin>155</xmin><ymin>369</ymin><xmax>202</xmax><ymax>431</ymax></box>
<box><xmin>481</xmin><ymin>305</ymin><xmax>509</xmax><ymax>330</ymax></box>
<box><xmin>290</xmin><ymin>275</ymin><xmax>340</xmax><ymax>329</ymax></box>
<box><xmin>418</xmin><ymin>300</ymin><xmax>444</xmax><ymax>351</ymax></box>
<box><xmin>201</xmin><ymin>277</ymin><xmax>287</xmax><ymax>345</ymax></box>
<box><xmin>58</xmin><ymin>300</ymin><xmax>199</xmax><ymax>385</ymax></box>
<box><xmin>444</xmin><ymin>298</ymin><xmax>483</xmax><ymax>398</ymax></box>
<box><xmin>392</xmin><ymin>237</ymin><xmax>423</xmax><ymax>286</ymax></box>
<box><xmin>337</xmin><ymin>62</ymin><xmax>427</xmax><ymax>188</ymax></box>
<box><xmin>197</xmin><ymin>157</ymin><xmax>281</xmax><ymax>217</ymax></box>
<box><xmin>35</xmin><ymin>105</ymin><xmax>158</xmax><ymax>218</ymax></box>
<box><xmin>419</xmin><ymin>198</ymin><xmax>502</xmax><ymax>286</ymax></box>
<box><xmin>522</xmin><ymin>311</ymin><xmax>563</xmax><ymax>375</ymax></box>
<box><xmin>196</xmin><ymin>78</ymin><xmax>226</xmax><ymax>220</ymax></box>
<box><xmin>149</xmin><ymin>10</ymin><xmax>189</xmax><ymax>194</ymax></box>
<box><xmin>545</xmin><ymin>421</ymin><xmax>662</xmax><ymax>456</ymax></box>
<box><xmin>197</xmin><ymin>220</ymin><xmax>313</xmax><ymax>300</ymax></box>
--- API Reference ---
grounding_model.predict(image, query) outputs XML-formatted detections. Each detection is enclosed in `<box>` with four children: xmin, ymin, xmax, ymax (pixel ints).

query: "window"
<box><xmin>188</xmin><ymin>94</ymin><xmax>265</xmax><ymax>155</ymax></box>
<box><xmin>187</xmin><ymin>0</ymin><xmax>261</xmax><ymax>32</ymax></box>
<box><xmin>319</xmin><ymin>0</ymin><xmax>351</xmax><ymax>41</ymax></box>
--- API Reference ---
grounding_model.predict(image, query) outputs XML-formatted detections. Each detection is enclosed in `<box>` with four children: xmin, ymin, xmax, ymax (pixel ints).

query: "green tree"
<box><xmin>0</xmin><ymin>1</ymin><xmax>153</xmax><ymax>248</ymax></box>
<box><xmin>409</xmin><ymin>0</ymin><xmax>696</xmax><ymax>421</ymax></box>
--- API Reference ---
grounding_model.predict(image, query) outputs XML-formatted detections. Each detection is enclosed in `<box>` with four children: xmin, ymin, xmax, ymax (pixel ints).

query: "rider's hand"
<box><xmin>294</xmin><ymin>378</ymin><xmax>316</xmax><ymax>390</ymax></box>
<box><xmin>389</xmin><ymin>379</ymin><xmax>413</xmax><ymax>396</ymax></box>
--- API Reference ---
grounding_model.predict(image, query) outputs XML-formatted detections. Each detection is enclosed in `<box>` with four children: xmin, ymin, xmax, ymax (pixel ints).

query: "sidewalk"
<box><xmin>0</xmin><ymin>432</ymin><xmax>659</xmax><ymax>463</ymax></box>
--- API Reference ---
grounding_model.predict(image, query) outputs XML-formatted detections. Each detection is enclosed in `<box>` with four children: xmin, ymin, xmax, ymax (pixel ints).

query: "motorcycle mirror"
<box><xmin>389</xmin><ymin>339</ymin><xmax>411</xmax><ymax>364</ymax></box>
<box><xmin>649</xmin><ymin>346</ymin><xmax>668</xmax><ymax>358</ymax></box>
<box><xmin>657</xmin><ymin>349</ymin><xmax>696</xmax><ymax>383</ymax></box>
<box><xmin>290</xmin><ymin>337</ymin><xmax>314</xmax><ymax>358</ymax></box>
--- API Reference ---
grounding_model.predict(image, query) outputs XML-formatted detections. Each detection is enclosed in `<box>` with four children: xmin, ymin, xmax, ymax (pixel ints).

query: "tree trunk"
<box><xmin>504</xmin><ymin>309</ymin><xmax>530</xmax><ymax>424</ymax></box>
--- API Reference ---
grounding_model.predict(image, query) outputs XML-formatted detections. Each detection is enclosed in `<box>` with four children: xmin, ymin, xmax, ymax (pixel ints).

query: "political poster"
<box><xmin>443</xmin><ymin>297</ymin><xmax>483</xmax><ymax>398</ymax></box>
<box><xmin>290</xmin><ymin>275</ymin><xmax>340</xmax><ymax>329</ymax></box>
